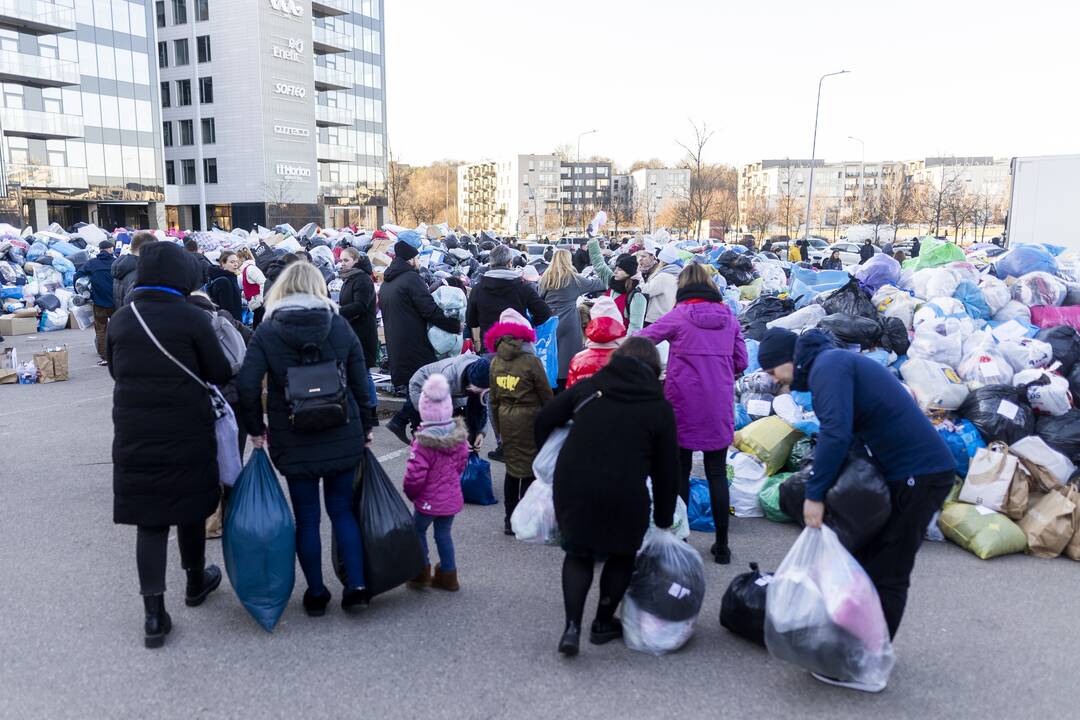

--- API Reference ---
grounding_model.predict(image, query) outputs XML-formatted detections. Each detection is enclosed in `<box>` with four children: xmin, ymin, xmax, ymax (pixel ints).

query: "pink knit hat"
<box><xmin>483</xmin><ymin>308</ymin><xmax>537</xmax><ymax>353</ymax></box>
<box><xmin>419</xmin><ymin>373</ymin><xmax>453</xmax><ymax>426</ymax></box>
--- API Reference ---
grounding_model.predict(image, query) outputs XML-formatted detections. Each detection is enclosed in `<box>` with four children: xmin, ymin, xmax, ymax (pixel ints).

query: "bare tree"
<box><xmin>386</xmin><ymin>146</ymin><xmax>412</xmax><ymax>224</ymax></box>
<box><xmin>775</xmin><ymin>160</ymin><xmax>802</xmax><ymax>239</ymax></box>
<box><xmin>629</xmin><ymin>158</ymin><xmax>665</xmax><ymax>173</ymax></box>
<box><xmin>943</xmin><ymin>185</ymin><xmax>977</xmax><ymax>242</ymax></box>
<box><xmin>917</xmin><ymin>165</ymin><xmax>963</xmax><ymax>236</ymax></box>
<box><xmin>553</xmin><ymin>143</ymin><xmax>575</xmax><ymax>162</ymax></box>
<box><xmin>972</xmin><ymin>189</ymin><xmax>1005</xmax><ymax>243</ymax></box>
<box><xmin>262</xmin><ymin>179</ymin><xmax>296</xmax><ymax>225</ymax></box>
<box><xmin>676</xmin><ymin>120</ymin><xmax>723</xmax><ymax>240</ymax></box>
<box><xmin>745</xmin><ymin>195</ymin><xmax>775</xmax><ymax>241</ymax></box>
<box><xmin>712</xmin><ymin>188</ymin><xmax>739</xmax><ymax>242</ymax></box>
<box><xmin>878</xmin><ymin>172</ymin><xmax>916</xmax><ymax>237</ymax></box>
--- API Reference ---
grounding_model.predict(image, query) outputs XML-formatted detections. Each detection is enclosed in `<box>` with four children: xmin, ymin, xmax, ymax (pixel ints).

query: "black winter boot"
<box><xmin>185</xmin><ymin>564</ymin><xmax>223</xmax><ymax>607</ymax></box>
<box><xmin>143</xmin><ymin>594</ymin><xmax>172</xmax><ymax>649</ymax></box>
<box><xmin>558</xmin><ymin>622</ymin><xmax>581</xmax><ymax>657</ymax></box>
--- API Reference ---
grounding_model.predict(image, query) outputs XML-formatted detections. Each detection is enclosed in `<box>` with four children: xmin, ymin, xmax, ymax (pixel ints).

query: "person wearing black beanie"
<box><xmin>757</xmin><ymin>328</ymin><xmax>798</xmax><ymax>372</ymax></box>
<box><xmin>394</xmin><ymin>240</ymin><xmax>419</xmax><ymax>262</ymax></box>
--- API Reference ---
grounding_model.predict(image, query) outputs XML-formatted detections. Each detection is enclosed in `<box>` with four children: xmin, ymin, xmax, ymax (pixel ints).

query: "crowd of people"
<box><xmin>91</xmin><ymin>225</ymin><xmax>956</xmax><ymax>692</ymax></box>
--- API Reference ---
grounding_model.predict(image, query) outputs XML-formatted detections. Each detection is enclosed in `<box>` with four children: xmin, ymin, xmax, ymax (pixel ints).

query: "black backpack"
<box><xmin>285</xmin><ymin>343</ymin><xmax>350</xmax><ymax>432</ymax></box>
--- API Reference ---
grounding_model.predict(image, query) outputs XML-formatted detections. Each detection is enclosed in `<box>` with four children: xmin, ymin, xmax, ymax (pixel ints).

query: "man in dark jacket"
<box><xmin>572</xmin><ymin>240</ymin><xmax>590</xmax><ymax>273</ymax></box>
<box><xmin>75</xmin><ymin>239</ymin><xmax>117</xmax><ymax>364</ymax></box>
<box><xmin>910</xmin><ymin>237</ymin><xmax>921</xmax><ymax>258</ymax></box>
<box><xmin>112</xmin><ymin>231</ymin><xmax>156</xmax><ymax>310</ymax></box>
<box><xmin>466</xmin><ymin>244</ymin><xmax>552</xmax><ymax>347</ymax></box>
<box><xmin>858</xmin><ymin>239</ymin><xmax>875</xmax><ymax>264</ymax></box>
<box><xmin>796</xmin><ymin>237</ymin><xmax>810</xmax><ymax>262</ymax></box>
<box><xmin>759</xmin><ymin>328</ymin><xmax>955</xmax><ymax>690</ymax></box>
<box><xmin>380</xmin><ymin>238</ymin><xmax>461</xmax><ymax>442</ymax></box>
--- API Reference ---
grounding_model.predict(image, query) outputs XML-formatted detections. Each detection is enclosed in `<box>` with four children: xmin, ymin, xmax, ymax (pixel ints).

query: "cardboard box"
<box><xmin>0</xmin><ymin>347</ymin><xmax>17</xmax><ymax>385</ymax></box>
<box><xmin>0</xmin><ymin>314</ymin><xmax>37</xmax><ymax>336</ymax></box>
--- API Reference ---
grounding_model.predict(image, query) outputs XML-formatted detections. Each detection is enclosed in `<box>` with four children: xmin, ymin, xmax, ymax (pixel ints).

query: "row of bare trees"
<box><xmin>386</xmin><ymin>150</ymin><xmax>461</xmax><ymax>226</ymax></box>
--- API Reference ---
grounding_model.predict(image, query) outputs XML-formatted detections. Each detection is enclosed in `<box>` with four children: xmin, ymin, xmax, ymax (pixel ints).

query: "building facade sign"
<box><xmin>272</xmin><ymin>37</ymin><xmax>305</xmax><ymax>63</ymax></box>
<box><xmin>268</xmin><ymin>0</ymin><xmax>304</xmax><ymax>19</ymax></box>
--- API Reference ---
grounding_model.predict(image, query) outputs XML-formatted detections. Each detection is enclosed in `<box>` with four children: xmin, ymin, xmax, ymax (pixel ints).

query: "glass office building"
<box><xmin>0</xmin><ymin>0</ymin><xmax>165</xmax><ymax>229</ymax></box>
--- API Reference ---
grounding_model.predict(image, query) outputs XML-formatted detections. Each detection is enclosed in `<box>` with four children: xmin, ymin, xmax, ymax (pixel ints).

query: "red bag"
<box><xmin>1031</xmin><ymin>306</ymin><xmax>1080</xmax><ymax>331</ymax></box>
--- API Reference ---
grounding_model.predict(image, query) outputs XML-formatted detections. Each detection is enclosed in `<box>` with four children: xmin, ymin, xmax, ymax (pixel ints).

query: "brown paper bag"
<box><xmin>1003</xmin><ymin>464</ymin><xmax>1031</xmax><ymax>521</ymax></box>
<box><xmin>0</xmin><ymin>368</ymin><xmax>16</xmax><ymax>384</ymax></box>
<box><xmin>960</xmin><ymin>443</ymin><xmax>1016</xmax><ymax>514</ymax></box>
<box><xmin>1064</xmin><ymin>485</ymin><xmax>1080</xmax><ymax>562</ymax></box>
<box><xmin>1019</xmin><ymin>487</ymin><xmax>1076</xmax><ymax>558</ymax></box>
<box><xmin>32</xmin><ymin>348</ymin><xmax>69</xmax><ymax>384</ymax></box>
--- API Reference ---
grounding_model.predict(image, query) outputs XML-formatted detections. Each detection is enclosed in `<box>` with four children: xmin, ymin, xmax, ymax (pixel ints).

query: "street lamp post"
<box><xmin>803</xmin><ymin>70</ymin><xmax>849</xmax><ymax>241</ymax></box>
<box><xmin>848</xmin><ymin>135</ymin><xmax>865</xmax><ymax>222</ymax></box>
<box><xmin>577</xmin><ymin>129</ymin><xmax>597</xmax><ymax>163</ymax></box>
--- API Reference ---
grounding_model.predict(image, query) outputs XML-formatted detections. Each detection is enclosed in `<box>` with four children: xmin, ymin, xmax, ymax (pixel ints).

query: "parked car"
<box><xmin>827</xmin><ymin>241</ymin><xmax>880</xmax><ymax>266</ymax></box>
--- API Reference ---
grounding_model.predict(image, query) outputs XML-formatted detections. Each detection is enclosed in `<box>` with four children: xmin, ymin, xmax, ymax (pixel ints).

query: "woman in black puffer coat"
<box><xmin>337</xmin><ymin>247</ymin><xmax>379</xmax><ymax>425</ymax></box>
<box><xmin>236</xmin><ymin>262</ymin><xmax>375</xmax><ymax>616</ymax></box>
<box><xmin>107</xmin><ymin>241</ymin><xmax>233</xmax><ymax>649</ymax></box>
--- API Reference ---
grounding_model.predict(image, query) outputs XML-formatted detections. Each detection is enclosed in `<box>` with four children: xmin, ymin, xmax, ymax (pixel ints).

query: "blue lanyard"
<box><xmin>134</xmin><ymin>286</ymin><xmax>184</xmax><ymax>297</ymax></box>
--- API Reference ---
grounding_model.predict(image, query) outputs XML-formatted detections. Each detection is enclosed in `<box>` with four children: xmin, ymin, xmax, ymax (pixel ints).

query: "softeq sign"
<box><xmin>274</xmin><ymin>82</ymin><xmax>307</xmax><ymax>98</ymax></box>
<box><xmin>268</xmin><ymin>0</ymin><xmax>304</xmax><ymax>17</ymax></box>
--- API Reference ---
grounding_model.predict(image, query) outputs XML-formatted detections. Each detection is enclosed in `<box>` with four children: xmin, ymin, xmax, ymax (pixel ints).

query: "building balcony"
<box><xmin>0</xmin><ymin>107</ymin><xmax>83</xmax><ymax>139</ymax></box>
<box><xmin>313</xmin><ymin>65</ymin><xmax>353</xmax><ymax>91</ymax></box>
<box><xmin>0</xmin><ymin>0</ymin><xmax>76</xmax><ymax>35</ymax></box>
<box><xmin>317</xmin><ymin>143</ymin><xmax>356</xmax><ymax>163</ymax></box>
<box><xmin>7</xmin><ymin>162</ymin><xmax>88</xmax><ymax>189</ymax></box>
<box><xmin>0</xmin><ymin>50</ymin><xmax>78</xmax><ymax>87</ymax></box>
<box><xmin>315</xmin><ymin>105</ymin><xmax>355</xmax><ymax>127</ymax></box>
<box><xmin>311</xmin><ymin>0</ymin><xmax>349</xmax><ymax>18</ymax></box>
<box><xmin>312</xmin><ymin>25</ymin><xmax>351</xmax><ymax>54</ymax></box>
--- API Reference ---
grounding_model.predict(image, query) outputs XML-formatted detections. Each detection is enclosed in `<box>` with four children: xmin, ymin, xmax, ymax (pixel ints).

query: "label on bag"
<box><xmin>754</xmin><ymin>576</ymin><xmax>774</xmax><ymax>587</ymax></box>
<box><xmin>992</xmin><ymin>320</ymin><xmax>1028</xmax><ymax>342</ymax></box>
<box><xmin>942</xmin><ymin>367</ymin><xmax>964</xmax><ymax>384</ymax></box>
<box><xmin>997</xmin><ymin>399</ymin><xmax>1020</xmax><ymax>421</ymax></box>
<box><xmin>974</xmin><ymin>504</ymin><xmax>999</xmax><ymax>516</ymax></box>
<box><xmin>747</xmin><ymin>399</ymin><xmax>772</xmax><ymax>417</ymax></box>
<box><xmin>667</xmin><ymin>582</ymin><xmax>691</xmax><ymax>600</ymax></box>
<box><xmin>981</xmin><ymin>361</ymin><xmax>1001</xmax><ymax>380</ymax></box>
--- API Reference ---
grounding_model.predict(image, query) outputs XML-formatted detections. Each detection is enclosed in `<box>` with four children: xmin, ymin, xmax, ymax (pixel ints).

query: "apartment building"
<box><xmin>631</xmin><ymin>167</ymin><xmax>690</xmax><ymax>226</ymax></box>
<box><xmin>157</xmin><ymin>0</ymin><xmax>387</xmax><ymax>231</ymax></box>
<box><xmin>559</xmin><ymin>160</ymin><xmax>611</xmax><ymax>231</ymax></box>
<box><xmin>0</xmin><ymin>0</ymin><xmax>166</xmax><ymax>229</ymax></box>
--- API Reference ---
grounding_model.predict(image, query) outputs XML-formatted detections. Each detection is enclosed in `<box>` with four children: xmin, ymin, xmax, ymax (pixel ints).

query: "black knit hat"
<box><xmin>758</xmin><ymin>328</ymin><xmax>798</xmax><ymax>371</ymax></box>
<box><xmin>615</xmin><ymin>253</ymin><xmax>638</xmax><ymax>276</ymax></box>
<box><xmin>394</xmin><ymin>239</ymin><xmax>419</xmax><ymax>261</ymax></box>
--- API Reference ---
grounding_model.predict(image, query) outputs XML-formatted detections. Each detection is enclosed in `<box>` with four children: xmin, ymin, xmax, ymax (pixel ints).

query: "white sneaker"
<box><xmin>811</xmin><ymin>672</ymin><xmax>887</xmax><ymax>694</ymax></box>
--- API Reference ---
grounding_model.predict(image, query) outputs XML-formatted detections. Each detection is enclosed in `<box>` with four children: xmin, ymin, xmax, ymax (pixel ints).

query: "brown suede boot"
<box><xmin>407</xmin><ymin>564</ymin><xmax>432</xmax><ymax>590</ymax></box>
<box><xmin>431</xmin><ymin>564</ymin><xmax>459</xmax><ymax>592</ymax></box>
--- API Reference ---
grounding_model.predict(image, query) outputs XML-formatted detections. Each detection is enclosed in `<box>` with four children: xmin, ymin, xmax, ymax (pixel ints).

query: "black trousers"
<box><xmin>561</xmin><ymin>551</ymin><xmax>636</xmax><ymax>628</ymax></box>
<box><xmin>679</xmin><ymin>448</ymin><xmax>729</xmax><ymax>547</ymax></box>
<box><xmin>855</xmin><ymin>471</ymin><xmax>953</xmax><ymax>639</ymax></box>
<box><xmin>504</xmin><ymin>474</ymin><xmax>534</xmax><ymax>522</ymax></box>
<box><xmin>136</xmin><ymin>524</ymin><xmax>206</xmax><ymax>596</ymax></box>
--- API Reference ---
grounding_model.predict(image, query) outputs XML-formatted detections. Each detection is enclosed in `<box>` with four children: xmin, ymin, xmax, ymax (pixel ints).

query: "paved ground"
<box><xmin>1</xmin><ymin>327</ymin><xmax>1078</xmax><ymax>719</ymax></box>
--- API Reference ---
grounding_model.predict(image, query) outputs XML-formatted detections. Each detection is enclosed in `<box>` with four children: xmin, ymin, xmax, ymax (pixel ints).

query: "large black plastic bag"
<box><xmin>1036</xmin><ymin>411</ymin><xmax>1080</xmax><ymax>463</ymax></box>
<box><xmin>740</xmin><ymin>296</ymin><xmax>796</xmax><ymax>341</ymax></box>
<box><xmin>778</xmin><ymin>452</ymin><xmax>892</xmax><ymax>553</ymax></box>
<box><xmin>621</xmin><ymin>529</ymin><xmax>706</xmax><ymax>655</ymax></box>
<box><xmin>957</xmin><ymin>384</ymin><xmax>1036</xmax><ymax>445</ymax></box>
<box><xmin>817</xmin><ymin>313</ymin><xmax>883</xmax><ymax>349</ymax></box>
<box><xmin>223</xmin><ymin>449</ymin><xmax>296</xmax><ymax>632</ymax></box>
<box><xmin>720</xmin><ymin>562</ymin><xmax>773</xmax><ymax>647</ymax></box>
<box><xmin>717</xmin><ymin>249</ymin><xmax>757</xmax><ymax>287</ymax></box>
<box><xmin>880</xmin><ymin>316</ymin><xmax>911</xmax><ymax>356</ymax></box>
<box><xmin>1036</xmin><ymin>326</ymin><xmax>1080</xmax><ymax>373</ymax></box>
<box><xmin>819</xmin><ymin>278</ymin><xmax>879</xmax><ymax>320</ymax></box>
<box><xmin>356</xmin><ymin>450</ymin><xmax>426</xmax><ymax>596</ymax></box>
<box><xmin>1070</xmin><ymin>364</ymin><xmax>1080</xmax><ymax>405</ymax></box>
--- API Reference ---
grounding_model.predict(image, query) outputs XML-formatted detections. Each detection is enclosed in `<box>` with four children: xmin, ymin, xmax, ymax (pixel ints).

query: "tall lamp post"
<box><xmin>803</xmin><ymin>70</ymin><xmax>849</xmax><ymax>240</ymax></box>
<box><xmin>848</xmin><ymin>135</ymin><xmax>865</xmax><ymax>222</ymax></box>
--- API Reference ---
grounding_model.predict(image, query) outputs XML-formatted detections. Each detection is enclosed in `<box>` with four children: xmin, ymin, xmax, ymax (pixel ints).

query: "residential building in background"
<box><xmin>560</xmin><ymin>160</ymin><xmax>611</xmax><ymax>231</ymax></box>
<box><xmin>158</xmin><ymin>0</ymin><xmax>387</xmax><ymax>231</ymax></box>
<box><xmin>457</xmin><ymin>154</ymin><xmax>561</xmax><ymax>237</ymax></box>
<box><xmin>631</xmin><ymin>167</ymin><xmax>690</xmax><ymax>228</ymax></box>
<box><xmin>0</xmin><ymin>0</ymin><xmax>166</xmax><ymax>229</ymax></box>
<box><xmin>907</xmin><ymin>156</ymin><xmax>1010</xmax><ymax>199</ymax></box>
<box><xmin>457</xmin><ymin>160</ymin><xmax>496</xmax><ymax>231</ymax></box>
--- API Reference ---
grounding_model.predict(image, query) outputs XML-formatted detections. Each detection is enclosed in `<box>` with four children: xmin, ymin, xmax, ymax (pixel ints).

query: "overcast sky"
<box><xmin>384</xmin><ymin>1</ymin><xmax>1078</xmax><ymax>170</ymax></box>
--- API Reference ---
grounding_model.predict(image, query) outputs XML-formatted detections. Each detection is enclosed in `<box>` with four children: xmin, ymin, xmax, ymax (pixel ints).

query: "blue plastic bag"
<box><xmin>533</xmin><ymin>316</ymin><xmax>559</xmax><ymax>388</ymax></box>
<box><xmin>461</xmin><ymin>451</ymin><xmax>497</xmax><ymax>505</ymax></box>
<box><xmin>953</xmin><ymin>281</ymin><xmax>991</xmax><ymax>321</ymax></box>
<box><xmin>734</xmin><ymin>402</ymin><xmax>751</xmax><ymax>431</ymax></box>
<box><xmin>936</xmin><ymin>419</ymin><xmax>986</xmax><ymax>477</ymax></box>
<box><xmin>26</xmin><ymin>241</ymin><xmax>48</xmax><ymax>262</ymax></box>
<box><xmin>744</xmin><ymin>339</ymin><xmax>760</xmax><ymax>373</ymax></box>
<box><xmin>789</xmin><ymin>267</ymin><xmax>849</xmax><ymax>308</ymax></box>
<box><xmin>687</xmin><ymin>477</ymin><xmax>715</xmax><ymax>532</ymax></box>
<box><xmin>223</xmin><ymin>449</ymin><xmax>296</xmax><ymax>632</ymax></box>
<box><xmin>996</xmin><ymin>245</ymin><xmax>1058</xmax><ymax>279</ymax></box>
<box><xmin>50</xmin><ymin>240</ymin><xmax>82</xmax><ymax>258</ymax></box>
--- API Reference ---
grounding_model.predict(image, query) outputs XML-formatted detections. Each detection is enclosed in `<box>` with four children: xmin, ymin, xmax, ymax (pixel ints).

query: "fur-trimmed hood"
<box><xmin>415</xmin><ymin>417</ymin><xmax>468</xmax><ymax>449</ymax></box>
<box><xmin>484</xmin><ymin>320</ymin><xmax>536</xmax><ymax>353</ymax></box>
<box><xmin>264</xmin><ymin>292</ymin><xmax>339</xmax><ymax>319</ymax></box>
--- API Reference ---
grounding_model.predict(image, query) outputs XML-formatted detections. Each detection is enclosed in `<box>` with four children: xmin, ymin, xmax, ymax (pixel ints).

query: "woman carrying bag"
<box><xmin>538</xmin><ymin>249</ymin><xmax>608</xmax><ymax>390</ymax></box>
<box><xmin>107</xmin><ymin>242</ymin><xmax>233</xmax><ymax>648</ymax></box>
<box><xmin>236</xmin><ymin>262</ymin><xmax>375</xmax><ymax>616</ymax></box>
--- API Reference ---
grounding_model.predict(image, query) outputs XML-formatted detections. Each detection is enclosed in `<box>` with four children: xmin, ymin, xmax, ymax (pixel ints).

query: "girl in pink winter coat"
<box><xmin>404</xmin><ymin>373</ymin><xmax>470</xmax><ymax>591</ymax></box>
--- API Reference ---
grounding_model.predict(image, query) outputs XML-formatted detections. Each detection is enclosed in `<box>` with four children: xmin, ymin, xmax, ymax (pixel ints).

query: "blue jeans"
<box><xmin>287</xmin><ymin>470</ymin><xmax>365</xmax><ymax>592</ymax></box>
<box><xmin>413</xmin><ymin>511</ymin><xmax>455</xmax><ymax>572</ymax></box>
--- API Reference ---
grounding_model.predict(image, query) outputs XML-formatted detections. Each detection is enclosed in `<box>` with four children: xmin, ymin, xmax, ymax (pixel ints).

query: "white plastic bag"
<box><xmin>1011</xmin><ymin>271</ymin><xmax>1067</xmax><ymax>307</ymax></box>
<box><xmin>977</xmin><ymin>275</ymin><xmax>1011</xmax><ymax>316</ymax></box>
<box><xmin>42</xmin><ymin>308</ymin><xmax>68</xmax><ymax>331</ymax></box>
<box><xmin>912</xmin><ymin>296</ymin><xmax>969</xmax><ymax>329</ymax></box>
<box><xmin>900</xmin><ymin>358</ymin><xmax>969</xmax><ymax>411</ymax></box>
<box><xmin>532</xmin><ymin>425</ymin><xmax>570</xmax><ymax>485</ymax></box>
<box><xmin>767</xmin><ymin>303</ymin><xmax>827</xmax><ymax>333</ymax></box>
<box><xmin>647</xmin><ymin>478</ymin><xmax>690</xmax><ymax>541</ymax></box>
<box><xmin>728</xmin><ymin>450</ymin><xmax>767</xmax><ymax>518</ymax></box>
<box><xmin>1010</xmin><ymin>435</ymin><xmax>1077</xmax><ymax>486</ymax></box>
<box><xmin>998</xmin><ymin>338</ymin><xmax>1054</xmax><ymax>372</ymax></box>
<box><xmin>872</xmin><ymin>285</ymin><xmax>919</xmax><ymax>330</ymax></box>
<box><xmin>908</xmin><ymin>319</ymin><xmax>965</xmax><ymax>369</ymax></box>
<box><xmin>1013</xmin><ymin>368</ymin><xmax>1073</xmax><ymax>416</ymax></box>
<box><xmin>957</xmin><ymin>348</ymin><xmax>1014</xmax><ymax>387</ymax></box>
<box><xmin>764</xmin><ymin>526</ymin><xmax>895</xmax><ymax>687</ymax></box>
<box><xmin>911</xmin><ymin>268</ymin><xmax>959</xmax><ymax>300</ymax></box>
<box><xmin>510</xmin><ymin>480</ymin><xmax>558</xmax><ymax>545</ymax></box>
<box><xmin>993</xmin><ymin>300</ymin><xmax>1032</xmax><ymax>325</ymax></box>
<box><xmin>621</xmin><ymin>528</ymin><xmax>706</xmax><ymax>656</ymax></box>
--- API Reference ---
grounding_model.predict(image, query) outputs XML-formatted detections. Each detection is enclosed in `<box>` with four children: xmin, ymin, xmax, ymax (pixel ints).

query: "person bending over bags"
<box><xmin>534</xmin><ymin>337</ymin><xmax>680</xmax><ymax>657</ymax></box>
<box><xmin>758</xmin><ymin>327</ymin><xmax>955</xmax><ymax>689</ymax></box>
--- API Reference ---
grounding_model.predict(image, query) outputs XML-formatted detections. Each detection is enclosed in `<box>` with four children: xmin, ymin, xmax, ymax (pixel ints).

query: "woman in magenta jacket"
<box><xmin>638</xmin><ymin>263</ymin><xmax>748</xmax><ymax>564</ymax></box>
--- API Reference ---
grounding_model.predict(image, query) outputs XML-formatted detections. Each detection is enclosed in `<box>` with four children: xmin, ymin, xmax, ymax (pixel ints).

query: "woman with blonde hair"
<box><xmin>236</xmin><ymin>261</ymin><xmax>376</xmax><ymax>615</ymax></box>
<box><xmin>538</xmin><ymin>248</ymin><xmax>608</xmax><ymax>390</ymax></box>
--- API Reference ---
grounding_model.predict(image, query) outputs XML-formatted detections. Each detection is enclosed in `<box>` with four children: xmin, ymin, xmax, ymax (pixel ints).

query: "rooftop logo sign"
<box><xmin>268</xmin><ymin>0</ymin><xmax>304</xmax><ymax>18</ymax></box>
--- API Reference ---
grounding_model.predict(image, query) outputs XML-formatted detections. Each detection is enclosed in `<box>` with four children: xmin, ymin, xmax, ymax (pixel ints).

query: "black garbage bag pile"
<box><xmin>720</xmin><ymin>562</ymin><xmax>773</xmax><ymax>648</ymax></box>
<box><xmin>817</xmin><ymin>313</ymin><xmax>883</xmax><ymax>349</ymax></box>
<box><xmin>879</xmin><ymin>316</ymin><xmax>911</xmax><ymax>356</ymax></box>
<box><xmin>740</xmin><ymin>296</ymin><xmax>796</xmax><ymax>341</ymax></box>
<box><xmin>716</xmin><ymin>249</ymin><xmax>758</xmax><ymax>288</ymax></box>
<box><xmin>957</xmin><ymin>383</ymin><xmax>1038</xmax><ymax>445</ymax></box>
<box><xmin>1036</xmin><ymin>410</ymin><xmax>1080</xmax><ymax>463</ymax></box>
<box><xmin>1035</xmin><ymin>326</ymin><xmax>1080</xmax><ymax>373</ymax></box>
<box><xmin>818</xmin><ymin>278</ymin><xmax>879</xmax><ymax>320</ymax></box>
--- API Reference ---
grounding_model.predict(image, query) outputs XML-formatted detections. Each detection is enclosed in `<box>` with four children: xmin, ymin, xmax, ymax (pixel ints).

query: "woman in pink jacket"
<box><xmin>404</xmin><ymin>373</ymin><xmax>470</xmax><ymax>591</ymax></box>
<box><xmin>638</xmin><ymin>263</ymin><xmax>748</xmax><ymax>565</ymax></box>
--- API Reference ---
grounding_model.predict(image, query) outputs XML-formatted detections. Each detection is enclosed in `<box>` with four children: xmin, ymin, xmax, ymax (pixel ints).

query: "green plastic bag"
<box><xmin>938</xmin><ymin>502</ymin><xmax>1028</xmax><ymax>560</ymax></box>
<box><xmin>739</xmin><ymin>277</ymin><xmax>764</xmax><ymax>301</ymax></box>
<box><xmin>901</xmin><ymin>237</ymin><xmax>966</xmax><ymax>271</ymax></box>
<box><xmin>785</xmin><ymin>437</ymin><xmax>814</xmax><ymax>472</ymax></box>
<box><xmin>759</xmin><ymin>473</ymin><xmax>793</xmax><ymax>523</ymax></box>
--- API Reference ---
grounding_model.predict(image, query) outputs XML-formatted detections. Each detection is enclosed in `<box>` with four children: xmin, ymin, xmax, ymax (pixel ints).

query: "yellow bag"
<box><xmin>739</xmin><ymin>277</ymin><xmax>764</xmax><ymax>301</ymax></box>
<box><xmin>938</xmin><ymin>502</ymin><xmax>1028</xmax><ymax>560</ymax></box>
<box><xmin>734</xmin><ymin>416</ymin><xmax>801</xmax><ymax>476</ymax></box>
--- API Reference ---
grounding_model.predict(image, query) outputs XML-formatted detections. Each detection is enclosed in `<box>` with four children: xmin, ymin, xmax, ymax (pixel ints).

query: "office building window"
<box><xmin>199</xmin><ymin>77</ymin><xmax>213</xmax><ymax>104</ymax></box>
<box><xmin>160</xmin><ymin>81</ymin><xmax>171</xmax><ymax>107</ymax></box>
<box><xmin>174</xmin><ymin>39</ymin><xmax>189</xmax><ymax>66</ymax></box>
<box><xmin>173</xmin><ymin>0</ymin><xmax>187</xmax><ymax>25</ymax></box>
<box><xmin>157</xmin><ymin>42</ymin><xmax>168</xmax><ymax>68</ymax></box>
<box><xmin>181</xmin><ymin>159</ymin><xmax>196</xmax><ymax>184</ymax></box>
<box><xmin>165</xmin><ymin>160</ymin><xmax>176</xmax><ymax>185</ymax></box>
<box><xmin>179</xmin><ymin>119</ymin><xmax>193</xmax><ymax>145</ymax></box>
<box><xmin>156</xmin><ymin>1</ymin><xmax>166</xmax><ymax>27</ymax></box>
<box><xmin>201</xmin><ymin>118</ymin><xmax>215</xmax><ymax>144</ymax></box>
<box><xmin>203</xmin><ymin>158</ymin><xmax>218</xmax><ymax>184</ymax></box>
<box><xmin>162</xmin><ymin>121</ymin><xmax>173</xmax><ymax>147</ymax></box>
<box><xmin>196</xmin><ymin>0</ymin><xmax>209</xmax><ymax>21</ymax></box>
<box><xmin>177</xmin><ymin>79</ymin><xmax>191</xmax><ymax>106</ymax></box>
<box><xmin>197</xmin><ymin>35</ymin><xmax>211</xmax><ymax>63</ymax></box>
